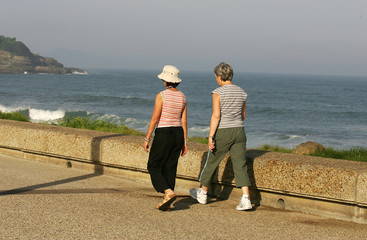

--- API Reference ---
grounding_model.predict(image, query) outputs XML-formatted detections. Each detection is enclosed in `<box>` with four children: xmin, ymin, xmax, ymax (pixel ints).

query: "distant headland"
<box><xmin>0</xmin><ymin>35</ymin><xmax>87</xmax><ymax>74</ymax></box>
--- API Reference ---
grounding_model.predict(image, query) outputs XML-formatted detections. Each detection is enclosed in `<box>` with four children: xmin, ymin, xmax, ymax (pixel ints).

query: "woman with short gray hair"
<box><xmin>213</xmin><ymin>62</ymin><xmax>233</xmax><ymax>81</ymax></box>
<box><xmin>190</xmin><ymin>62</ymin><xmax>252</xmax><ymax>211</ymax></box>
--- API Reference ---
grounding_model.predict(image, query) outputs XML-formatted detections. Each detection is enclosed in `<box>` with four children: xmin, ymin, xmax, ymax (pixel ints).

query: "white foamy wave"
<box><xmin>288</xmin><ymin>135</ymin><xmax>305</xmax><ymax>140</ymax></box>
<box><xmin>265</xmin><ymin>132</ymin><xmax>306</xmax><ymax>141</ymax></box>
<box><xmin>0</xmin><ymin>104</ymin><xmax>27</xmax><ymax>113</ymax></box>
<box><xmin>119</xmin><ymin>117</ymin><xmax>149</xmax><ymax>131</ymax></box>
<box><xmin>188</xmin><ymin>126</ymin><xmax>209</xmax><ymax>137</ymax></box>
<box><xmin>189</xmin><ymin>126</ymin><xmax>209</xmax><ymax>133</ymax></box>
<box><xmin>124</xmin><ymin>117</ymin><xmax>138</xmax><ymax>123</ymax></box>
<box><xmin>29</xmin><ymin>108</ymin><xmax>65</xmax><ymax>121</ymax></box>
<box><xmin>72</xmin><ymin>70</ymin><xmax>88</xmax><ymax>75</ymax></box>
<box><xmin>99</xmin><ymin>113</ymin><xmax>122</xmax><ymax>123</ymax></box>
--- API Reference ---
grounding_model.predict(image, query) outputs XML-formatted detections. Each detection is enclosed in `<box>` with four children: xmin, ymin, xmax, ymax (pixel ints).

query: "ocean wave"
<box><xmin>121</xmin><ymin>117</ymin><xmax>149</xmax><ymax>130</ymax></box>
<box><xmin>249</xmin><ymin>107</ymin><xmax>286</xmax><ymax>115</ymax></box>
<box><xmin>188</xmin><ymin>126</ymin><xmax>209</xmax><ymax>137</ymax></box>
<box><xmin>68</xmin><ymin>94</ymin><xmax>153</xmax><ymax>105</ymax></box>
<box><xmin>0</xmin><ymin>104</ymin><xmax>28</xmax><ymax>113</ymax></box>
<box><xmin>266</xmin><ymin>133</ymin><xmax>306</xmax><ymax>141</ymax></box>
<box><xmin>29</xmin><ymin>109</ymin><xmax>65</xmax><ymax>121</ymax></box>
<box><xmin>98</xmin><ymin>113</ymin><xmax>122</xmax><ymax>122</ymax></box>
<box><xmin>0</xmin><ymin>104</ymin><xmax>149</xmax><ymax>129</ymax></box>
<box><xmin>0</xmin><ymin>105</ymin><xmax>66</xmax><ymax>122</ymax></box>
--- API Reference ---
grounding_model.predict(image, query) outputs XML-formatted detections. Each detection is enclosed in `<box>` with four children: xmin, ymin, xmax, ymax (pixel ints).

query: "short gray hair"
<box><xmin>213</xmin><ymin>62</ymin><xmax>233</xmax><ymax>81</ymax></box>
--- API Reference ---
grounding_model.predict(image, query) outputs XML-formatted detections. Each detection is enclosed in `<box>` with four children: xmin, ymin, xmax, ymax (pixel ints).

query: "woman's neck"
<box><xmin>220</xmin><ymin>81</ymin><xmax>233</xmax><ymax>86</ymax></box>
<box><xmin>166</xmin><ymin>86</ymin><xmax>179</xmax><ymax>91</ymax></box>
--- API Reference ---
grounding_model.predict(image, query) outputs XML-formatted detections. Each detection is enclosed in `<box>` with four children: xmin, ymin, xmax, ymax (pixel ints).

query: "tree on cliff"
<box><xmin>0</xmin><ymin>36</ymin><xmax>32</xmax><ymax>57</ymax></box>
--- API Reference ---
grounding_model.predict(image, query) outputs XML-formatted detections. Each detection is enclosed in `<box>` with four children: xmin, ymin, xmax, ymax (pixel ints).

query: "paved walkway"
<box><xmin>1</xmin><ymin>153</ymin><xmax>366</xmax><ymax>239</ymax></box>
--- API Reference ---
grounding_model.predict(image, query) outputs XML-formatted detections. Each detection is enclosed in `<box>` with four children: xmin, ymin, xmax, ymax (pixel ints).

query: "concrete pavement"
<box><xmin>1</xmin><ymin>153</ymin><xmax>366</xmax><ymax>239</ymax></box>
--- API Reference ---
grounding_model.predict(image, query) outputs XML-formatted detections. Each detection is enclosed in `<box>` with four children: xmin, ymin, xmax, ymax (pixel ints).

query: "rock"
<box><xmin>292</xmin><ymin>141</ymin><xmax>325</xmax><ymax>155</ymax></box>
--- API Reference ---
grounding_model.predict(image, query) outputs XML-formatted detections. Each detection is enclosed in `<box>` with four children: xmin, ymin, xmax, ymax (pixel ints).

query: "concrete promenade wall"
<box><xmin>0</xmin><ymin>119</ymin><xmax>366</xmax><ymax>223</ymax></box>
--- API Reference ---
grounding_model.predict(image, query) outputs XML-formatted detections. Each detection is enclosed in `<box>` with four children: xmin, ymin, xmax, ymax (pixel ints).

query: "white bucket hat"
<box><xmin>157</xmin><ymin>65</ymin><xmax>182</xmax><ymax>83</ymax></box>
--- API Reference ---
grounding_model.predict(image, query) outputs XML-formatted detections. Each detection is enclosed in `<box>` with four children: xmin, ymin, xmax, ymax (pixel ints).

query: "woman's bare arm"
<box><xmin>143</xmin><ymin>93</ymin><xmax>163</xmax><ymax>152</ymax></box>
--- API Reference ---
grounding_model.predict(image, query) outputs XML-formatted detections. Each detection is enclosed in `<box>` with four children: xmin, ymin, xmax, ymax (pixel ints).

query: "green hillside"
<box><xmin>0</xmin><ymin>36</ymin><xmax>32</xmax><ymax>57</ymax></box>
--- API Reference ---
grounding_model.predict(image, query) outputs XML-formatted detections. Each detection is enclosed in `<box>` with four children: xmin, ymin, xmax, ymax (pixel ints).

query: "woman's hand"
<box><xmin>181</xmin><ymin>143</ymin><xmax>188</xmax><ymax>157</ymax></box>
<box><xmin>143</xmin><ymin>140</ymin><xmax>150</xmax><ymax>152</ymax></box>
<box><xmin>208</xmin><ymin>137</ymin><xmax>216</xmax><ymax>152</ymax></box>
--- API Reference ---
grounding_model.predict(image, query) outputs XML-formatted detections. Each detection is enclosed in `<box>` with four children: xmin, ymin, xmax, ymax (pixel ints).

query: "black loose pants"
<box><xmin>147</xmin><ymin>127</ymin><xmax>184</xmax><ymax>193</ymax></box>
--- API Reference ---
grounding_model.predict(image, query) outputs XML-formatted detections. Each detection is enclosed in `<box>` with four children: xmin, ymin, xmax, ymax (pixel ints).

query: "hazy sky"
<box><xmin>1</xmin><ymin>0</ymin><xmax>367</xmax><ymax>76</ymax></box>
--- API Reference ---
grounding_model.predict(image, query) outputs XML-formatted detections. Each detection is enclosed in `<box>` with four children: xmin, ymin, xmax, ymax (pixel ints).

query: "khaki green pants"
<box><xmin>199</xmin><ymin>127</ymin><xmax>251</xmax><ymax>188</ymax></box>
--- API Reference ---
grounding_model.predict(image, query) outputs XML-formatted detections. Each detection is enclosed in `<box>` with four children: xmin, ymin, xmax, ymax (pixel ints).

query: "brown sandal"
<box><xmin>156</xmin><ymin>191</ymin><xmax>176</xmax><ymax>211</ymax></box>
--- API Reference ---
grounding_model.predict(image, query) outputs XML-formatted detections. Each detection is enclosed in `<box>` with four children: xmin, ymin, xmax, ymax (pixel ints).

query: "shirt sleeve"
<box><xmin>212</xmin><ymin>87</ymin><xmax>221</xmax><ymax>96</ymax></box>
<box><xmin>243</xmin><ymin>91</ymin><xmax>248</xmax><ymax>101</ymax></box>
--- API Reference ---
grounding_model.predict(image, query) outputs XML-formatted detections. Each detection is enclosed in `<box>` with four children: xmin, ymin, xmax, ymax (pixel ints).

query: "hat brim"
<box><xmin>157</xmin><ymin>73</ymin><xmax>182</xmax><ymax>83</ymax></box>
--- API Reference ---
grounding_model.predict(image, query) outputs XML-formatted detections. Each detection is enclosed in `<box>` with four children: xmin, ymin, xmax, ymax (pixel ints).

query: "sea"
<box><xmin>1</xmin><ymin>69</ymin><xmax>366</xmax><ymax>150</ymax></box>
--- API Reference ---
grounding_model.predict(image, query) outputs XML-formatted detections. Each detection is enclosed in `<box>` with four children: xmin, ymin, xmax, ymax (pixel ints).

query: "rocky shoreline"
<box><xmin>0</xmin><ymin>50</ymin><xmax>87</xmax><ymax>74</ymax></box>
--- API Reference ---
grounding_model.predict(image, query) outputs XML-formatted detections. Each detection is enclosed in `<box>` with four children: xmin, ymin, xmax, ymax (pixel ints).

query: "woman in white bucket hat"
<box><xmin>143</xmin><ymin>65</ymin><xmax>188</xmax><ymax>211</ymax></box>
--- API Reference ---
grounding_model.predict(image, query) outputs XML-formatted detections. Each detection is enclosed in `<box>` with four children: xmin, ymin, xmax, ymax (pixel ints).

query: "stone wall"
<box><xmin>0</xmin><ymin>119</ymin><xmax>366</xmax><ymax>223</ymax></box>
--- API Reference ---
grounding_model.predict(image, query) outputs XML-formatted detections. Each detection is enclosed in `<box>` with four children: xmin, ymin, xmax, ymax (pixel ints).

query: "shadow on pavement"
<box><xmin>1</xmin><ymin>133</ymin><xmax>124</xmax><ymax>196</ymax></box>
<box><xmin>171</xmin><ymin>196</ymin><xmax>198</xmax><ymax>211</ymax></box>
<box><xmin>0</xmin><ymin>173</ymin><xmax>102</xmax><ymax>196</ymax></box>
<box><xmin>0</xmin><ymin>188</ymin><xmax>128</xmax><ymax>195</ymax></box>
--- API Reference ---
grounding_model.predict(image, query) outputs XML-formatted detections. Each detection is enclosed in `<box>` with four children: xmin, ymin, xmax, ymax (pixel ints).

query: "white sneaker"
<box><xmin>236</xmin><ymin>196</ymin><xmax>252</xmax><ymax>211</ymax></box>
<box><xmin>190</xmin><ymin>188</ymin><xmax>207</xmax><ymax>204</ymax></box>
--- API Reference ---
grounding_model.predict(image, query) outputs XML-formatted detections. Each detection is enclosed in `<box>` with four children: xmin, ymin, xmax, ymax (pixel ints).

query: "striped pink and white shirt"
<box><xmin>157</xmin><ymin>89</ymin><xmax>186</xmax><ymax>128</ymax></box>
